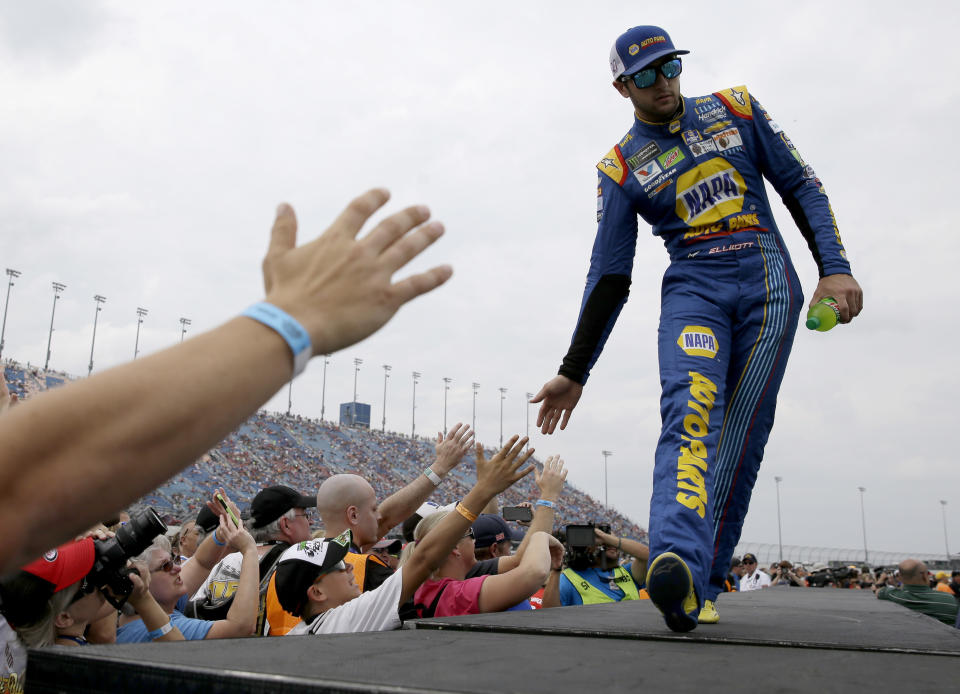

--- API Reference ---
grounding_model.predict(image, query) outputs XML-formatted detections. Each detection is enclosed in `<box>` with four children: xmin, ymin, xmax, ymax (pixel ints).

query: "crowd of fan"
<box><xmin>2</xmin><ymin>354</ymin><xmax>957</xmax><ymax>694</ymax></box>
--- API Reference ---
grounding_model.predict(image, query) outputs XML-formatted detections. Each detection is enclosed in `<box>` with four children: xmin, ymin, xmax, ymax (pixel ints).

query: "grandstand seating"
<box><xmin>2</xmin><ymin>359</ymin><xmax>648</xmax><ymax>542</ymax></box>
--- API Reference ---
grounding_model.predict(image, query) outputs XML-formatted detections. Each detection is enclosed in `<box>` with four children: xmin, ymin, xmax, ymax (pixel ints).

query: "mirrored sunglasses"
<box><xmin>622</xmin><ymin>58</ymin><xmax>682</xmax><ymax>89</ymax></box>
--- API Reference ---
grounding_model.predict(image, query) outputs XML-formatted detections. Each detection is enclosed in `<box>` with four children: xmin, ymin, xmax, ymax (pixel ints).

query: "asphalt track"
<box><xmin>28</xmin><ymin>588</ymin><xmax>960</xmax><ymax>693</ymax></box>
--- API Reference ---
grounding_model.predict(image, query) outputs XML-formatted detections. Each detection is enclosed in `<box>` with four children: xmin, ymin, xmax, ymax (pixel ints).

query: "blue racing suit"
<box><xmin>559</xmin><ymin>86</ymin><xmax>850</xmax><ymax>609</ymax></box>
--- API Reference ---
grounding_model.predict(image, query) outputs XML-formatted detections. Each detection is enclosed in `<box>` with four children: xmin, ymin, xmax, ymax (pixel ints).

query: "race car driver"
<box><xmin>532</xmin><ymin>25</ymin><xmax>862</xmax><ymax>632</ymax></box>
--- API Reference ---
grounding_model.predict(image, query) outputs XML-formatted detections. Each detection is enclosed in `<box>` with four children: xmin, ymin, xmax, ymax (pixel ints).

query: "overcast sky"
<box><xmin>2</xmin><ymin>1</ymin><xmax>957</xmax><ymax>560</ymax></box>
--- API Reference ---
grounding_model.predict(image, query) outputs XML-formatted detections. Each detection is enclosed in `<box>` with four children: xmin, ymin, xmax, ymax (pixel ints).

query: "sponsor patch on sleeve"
<box><xmin>596</xmin><ymin>177</ymin><xmax>604</xmax><ymax>222</ymax></box>
<box><xmin>597</xmin><ymin>145</ymin><xmax>628</xmax><ymax>186</ymax></box>
<box><xmin>714</xmin><ymin>86</ymin><xmax>753</xmax><ymax>119</ymax></box>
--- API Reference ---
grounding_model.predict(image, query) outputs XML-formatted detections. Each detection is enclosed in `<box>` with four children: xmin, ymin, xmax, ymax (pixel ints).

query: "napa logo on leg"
<box><xmin>677</xmin><ymin>325</ymin><xmax>718</xmax><ymax>358</ymax></box>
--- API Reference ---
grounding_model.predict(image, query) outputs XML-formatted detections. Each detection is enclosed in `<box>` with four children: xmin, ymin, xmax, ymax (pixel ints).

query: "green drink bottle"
<box><xmin>805</xmin><ymin>297</ymin><xmax>840</xmax><ymax>332</ymax></box>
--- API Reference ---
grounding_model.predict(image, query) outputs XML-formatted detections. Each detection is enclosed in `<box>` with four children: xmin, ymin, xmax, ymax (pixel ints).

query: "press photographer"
<box><xmin>0</xmin><ymin>509</ymin><xmax>178</xmax><ymax>650</ymax></box>
<box><xmin>558</xmin><ymin>524</ymin><xmax>648</xmax><ymax>606</ymax></box>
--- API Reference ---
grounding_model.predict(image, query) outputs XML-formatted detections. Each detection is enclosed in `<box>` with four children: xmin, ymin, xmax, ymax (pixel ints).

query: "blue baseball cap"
<box><xmin>609</xmin><ymin>26</ymin><xmax>689</xmax><ymax>79</ymax></box>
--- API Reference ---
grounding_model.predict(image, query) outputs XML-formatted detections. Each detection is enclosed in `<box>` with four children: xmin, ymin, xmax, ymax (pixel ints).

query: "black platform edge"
<box><xmin>26</xmin><ymin>647</ymin><xmax>457</xmax><ymax>694</ymax></box>
<box><xmin>408</xmin><ymin>619</ymin><xmax>960</xmax><ymax>657</ymax></box>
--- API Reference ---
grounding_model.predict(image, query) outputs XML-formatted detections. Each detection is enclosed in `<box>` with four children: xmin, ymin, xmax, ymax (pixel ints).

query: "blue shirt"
<box><xmin>116</xmin><ymin>594</ymin><xmax>213</xmax><ymax>643</ymax></box>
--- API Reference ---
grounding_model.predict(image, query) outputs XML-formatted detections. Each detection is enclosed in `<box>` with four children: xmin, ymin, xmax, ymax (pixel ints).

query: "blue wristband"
<box><xmin>148</xmin><ymin>621</ymin><xmax>173</xmax><ymax>640</ymax></box>
<box><xmin>211</xmin><ymin>531</ymin><xmax>226</xmax><ymax>546</ymax></box>
<box><xmin>241</xmin><ymin>302</ymin><xmax>312</xmax><ymax>377</ymax></box>
<box><xmin>535</xmin><ymin>499</ymin><xmax>556</xmax><ymax>509</ymax></box>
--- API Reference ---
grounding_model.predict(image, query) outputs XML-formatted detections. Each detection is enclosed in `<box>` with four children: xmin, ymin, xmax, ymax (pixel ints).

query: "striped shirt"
<box><xmin>876</xmin><ymin>584</ymin><xmax>959</xmax><ymax>626</ymax></box>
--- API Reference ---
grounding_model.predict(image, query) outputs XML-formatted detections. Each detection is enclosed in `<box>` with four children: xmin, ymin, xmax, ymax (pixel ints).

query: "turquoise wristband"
<box><xmin>241</xmin><ymin>302</ymin><xmax>312</xmax><ymax>376</ymax></box>
<box><xmin>211</xmin><ymin>531</ymin><xmax>226</xmax><ymax>546</ymax></box>
<box><xmin>535</xmin><ymin>499</ymin><xmax>556</xmax><ymax>509</ymax></box>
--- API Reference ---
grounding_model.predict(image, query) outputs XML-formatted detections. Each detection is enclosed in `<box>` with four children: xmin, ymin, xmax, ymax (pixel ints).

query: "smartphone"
<box><xmin>565</xmin><ymin>524</ymin><xmax>597</xmax><ymax>547</ymax></box>
<box><xmin>502</xmin><ymin>506</ymin><xmax>533</xmax><ymax>523</ymax></box>
<box><xmin>215</xmin><ymin>492</ymin><xmax>241</xmax><ymax>528</ymax></box>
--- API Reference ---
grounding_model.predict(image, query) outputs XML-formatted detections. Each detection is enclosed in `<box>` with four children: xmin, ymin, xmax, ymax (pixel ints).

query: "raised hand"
<box><xmin>475</xmin><ymin>436</ymin><xmax>536</xmax><ymax>496</ymax></box>
<box><xmin>261</xmin><ymin>190</ymin><xmax>453</xmax><ymax>356</ymax></box>
<box><xmin>534</xmin><ymin>455</ymin><xmax>568</xmax><ymax>501</ymax></box>
<box><xmin>530</xmin><ymin>375</ymin><xmax>583</xmax><ymax>435</ymax></box>
<box><xmin>433</xmin><ymin>423</ymin><xmax>474</xmax><ymax>474</ymax></box>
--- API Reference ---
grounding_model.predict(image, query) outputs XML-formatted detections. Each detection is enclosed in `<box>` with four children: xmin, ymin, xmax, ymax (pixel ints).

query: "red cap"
<box><xmin>20</xmin><ymin>537</ymin><xmax>96</xmax><ymax>591</ymax></box>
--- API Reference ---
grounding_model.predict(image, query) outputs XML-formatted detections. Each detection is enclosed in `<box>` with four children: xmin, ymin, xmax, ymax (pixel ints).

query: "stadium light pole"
<box><xmin>320</xmin><ymin>356</ymin><xmax>330</xmax><ymax>420</ymax></box>
<box><xmin>286</xmin><ymin>379</ymin><xmax>293</xmax><ymax>416</ymax></box>
<box><xmin>858</xmin><ymin>486</ymin><xmax>869</xmax><ymax>565</ymax></box>
<box><xmin>87</xmin><ymin>294</ymin><xmax>106</xmax><ymax>376</ymax></box>
<box><xmin>352</xmin><ymin>357</ymin><xmax>362</xmax><ymax>426</ymax></box>
<box><xmin>941</xmin><ymin>500</ymin><xmax>950</xmax><ymax>562</ymax></box>
<box><xmin>44</xmin><ymin>282</ymin><xmax>66</xmax><ymax>371</ymax></box>
<box><xmin>602</xmin><ymin>450</ymin><xmax>612</xmax><ymax>509</ymax></box>
<box><xmin>179</xmin><ymin>317</ymin><xmax>191</xmax><ymax>343</ymax></box>
<box><xmin>472</xmin><ymin>382</ymin><xmax>479</xmax><ymax>436</ymax></box>
<box><xmin>774</xmin><ymin>476</ymin><xmax>784</xmax><ymax>563</ymax></box>
<box><xmin>412</xmin><ymin>371</ymin><xmax>421</xmax><ymax>439</ymax></box>
<box><xmin>498</xmin><ymin>387</ymin><xmax>507</xmax><ymax>448</ymax></box>
<box><xmin>442</xmin><ymin>377</ymin><xmax>451</xmax><ymax>432</ymax></box>
<box><xmin>0</xmin><ymin>268</ymin><xmax>21</xmax><ymax>361</ymax></box>
<box><xmin>134</xmin><ymin>307</ymin><xmax>148</xmax><ymax>359</ymax></box>
<box><xmin>381</xmin><ymin>364</ymin><xmax>391</xmax><ymax>432</ymax></box>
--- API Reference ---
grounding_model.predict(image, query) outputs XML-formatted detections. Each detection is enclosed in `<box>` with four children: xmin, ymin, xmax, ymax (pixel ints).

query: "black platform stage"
<box><xmin>28</xmin><ymin>589</ymin><xmax>960</xmax><ymax>693</ymax></box>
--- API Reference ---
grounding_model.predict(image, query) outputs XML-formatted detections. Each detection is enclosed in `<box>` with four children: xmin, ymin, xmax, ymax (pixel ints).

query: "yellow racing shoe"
<box><xmin>646</xmin><ymin>552</ymin><xmax>699</xmax><ymax>632</ymax></box>
<box><xmin>698</xmin><ymin>599</ymin><xmax>719</xmax><ymax>624</ymax></box>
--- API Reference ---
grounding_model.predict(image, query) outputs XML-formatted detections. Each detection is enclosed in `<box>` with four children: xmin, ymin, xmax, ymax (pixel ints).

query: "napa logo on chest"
<box><xmin>677</xmin><ymin>325</ymin><xmax>718</xmax><ymax>358</ymax></box>
<box><xmin>675</xmin><ymin>157</ymin><xmax>747</xmax><ymax>225</ymax></box>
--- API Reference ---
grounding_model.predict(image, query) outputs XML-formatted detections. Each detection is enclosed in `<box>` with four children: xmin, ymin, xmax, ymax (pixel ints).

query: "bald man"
<box><xmin>317</xmin><ymin>423</ymin><xmax>474</xmax><ymax>593</ymax></box>
<box><xmin>876</xmin><ymin>559</ymin><xmax>958</xmax><ymax>627</ymax></box>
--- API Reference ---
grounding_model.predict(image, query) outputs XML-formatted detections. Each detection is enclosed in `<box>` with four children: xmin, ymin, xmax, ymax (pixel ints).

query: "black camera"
<box><xmin>565</xmin><ymin>524</ymin><xmax>597</xmax><ymax>548</ymax></box>
<box><xmin>88</xmin><ymin>507</ymin><xmax>167</xmax><ymax>607</ymax></box>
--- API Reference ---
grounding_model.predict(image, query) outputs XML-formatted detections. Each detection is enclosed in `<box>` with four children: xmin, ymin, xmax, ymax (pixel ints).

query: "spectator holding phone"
<box><xmin>189</xmin><ymin>485</ymin><xmax>316</xmax><ymax>636</ymax></box>
<box><xmin>117</xmin><ymin>495</ymin><xmax>259</xmax><ymax>642</ymax></box>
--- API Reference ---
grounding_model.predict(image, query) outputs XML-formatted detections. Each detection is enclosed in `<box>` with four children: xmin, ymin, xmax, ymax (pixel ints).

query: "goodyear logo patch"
<box><xmin>675</xmin><ymin>157</ymin><xmax>747</xmax><ymax>225</ymax></box>
<box><xmin>677</xmin><ymin>326</ymin><xmax>718</xmax><ymax>358</ymax></box>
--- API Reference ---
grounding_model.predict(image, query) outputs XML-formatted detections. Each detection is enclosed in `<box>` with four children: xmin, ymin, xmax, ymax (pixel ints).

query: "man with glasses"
<box><xmin>189</xmin><ymin>485</ymin><xmax>316</xmax><ymax>636</ymax></box>
<box><xmin>533</xmin><ymin>25</ymin><xmax>863</xmax><ymax>632</ymax></box>
<box><xmin>739</xmin><ymin>553</ymin><xmax>770</xmax><ymax>592</ymax></box>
